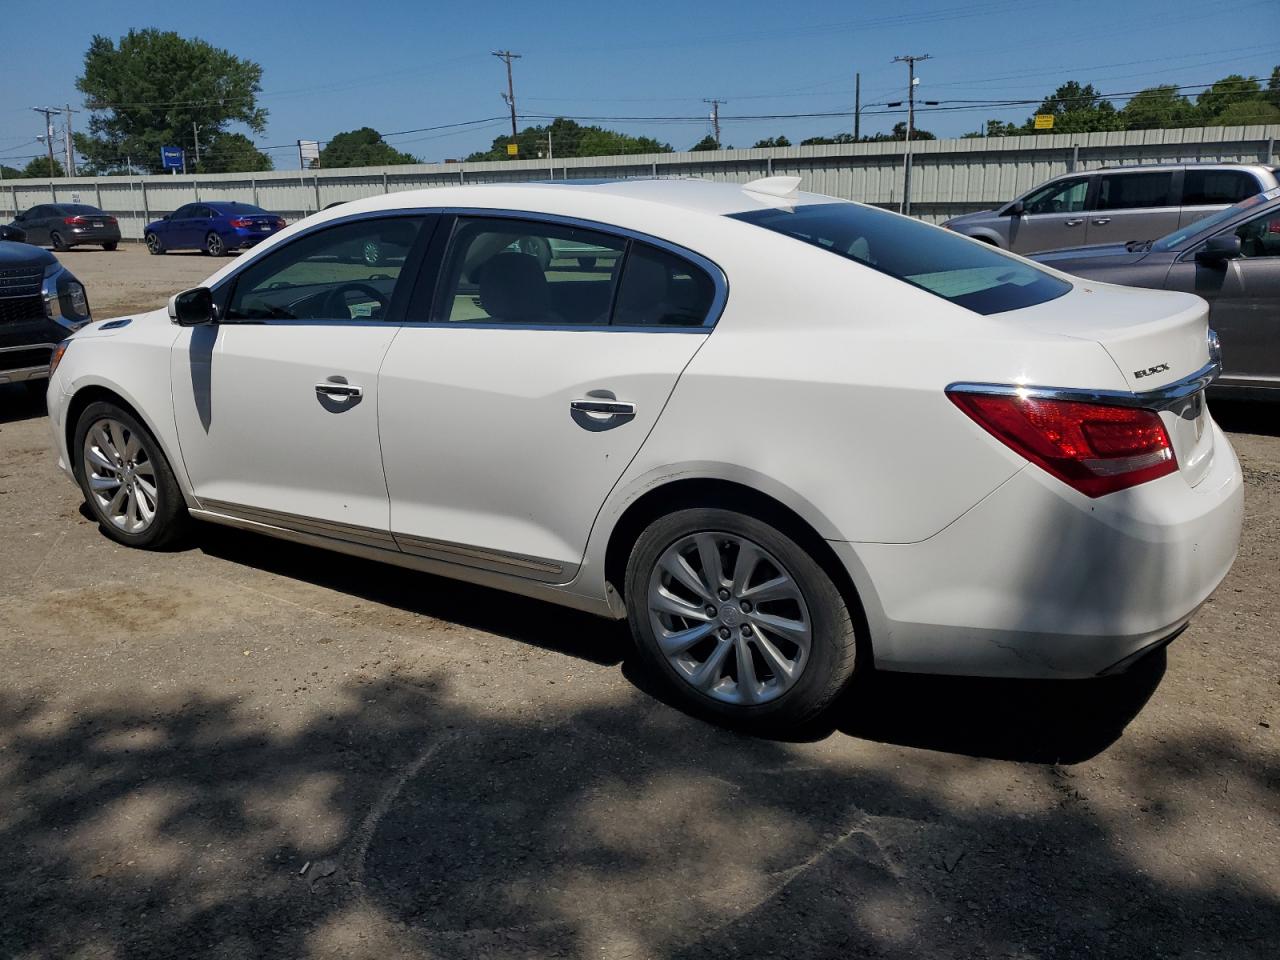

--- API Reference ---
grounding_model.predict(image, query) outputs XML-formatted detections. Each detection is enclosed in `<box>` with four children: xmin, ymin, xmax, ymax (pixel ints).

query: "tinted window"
<box><xmin>731</xmin><ymin>202</ymin><xmax>1071</xmax><ymax>315</ymax></box>
<box><xmin>172</xmin><ymin>205</ymin><xmax>196</xmax><ymax>219</ymax></box>
<box><xmin>1022</xmin><ymin>177</ymin><xmax>1089</xmax><ymax>215</ymax></box>
<box><xmin>1096</xmin><ymin>171</ymin><xmax>1176</xmax><ymax>211</ymax></box>
<box><xmin>61</xmin><ymin>204</ymin><xmax>105</xmax><ymax>215</ymax></box>
<box><xmin>436</xmin><ymin>217</ymin><xmax>625</xmax><ymax>325</ymax></box>
<box><xmin>226</xmin><ymin>217</ymin><xmax>426</xmax><ymax>322</ymax></box>
<box><xmin>1152</xmin><ymin>188</ymin><xmax>1280</xmax><ymax>251</ymax></box>
<box><xmin>1182</xmin><ymin>170</ymin><xmax>1258</xmax><ymax>206</ymax></box>
<box><xmin>1236</xmin><ymin>209</ymin><xmax>1280</xmax><ymax>259</ymax></box>
<box><xmin>613</xmin><ymin>243</ymin><xmax>716</xmax><ymax>327</ymax></box>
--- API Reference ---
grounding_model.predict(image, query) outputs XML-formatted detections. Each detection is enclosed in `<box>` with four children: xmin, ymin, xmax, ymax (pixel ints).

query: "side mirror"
<box><xmin>1006</xmin><ymin>200</ymin><xmax>1026</xmax><ymax>217</ymax></box>
<box><xmin>13</xmin><ymin>212</ymin><xmax>26</xmax><ymax>222</ymax></box>
<box><xmin>1195</xmin><ymin>234</ymin><xmax>1241</xmax><ymax>266</ymax></box>
<box><xmin>163</xmin><ymin>213</ymin><xmax>172</xmax><ymax>220</ymax></box>
<box><xmin>168</xmin><ymin>286</ymin><xmax>216</xmax><ymax>326</ymax></box>
<box><xmin>0</xmin><ymin>224</ymin><xmax>27</xmax><ymax>243</ymax></box>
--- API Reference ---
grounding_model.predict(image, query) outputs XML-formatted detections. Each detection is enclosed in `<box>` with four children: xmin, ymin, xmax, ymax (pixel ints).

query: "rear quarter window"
<box><xmin>730</xmin><ymin>202</ymin><xmax>1071</xmax><ymax>315</ymax></box>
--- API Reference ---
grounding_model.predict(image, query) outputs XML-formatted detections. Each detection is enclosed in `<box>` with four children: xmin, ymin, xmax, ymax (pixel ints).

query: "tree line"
<box><xmin>3</xmin><ymin>29</ymin><xmax>1276</xmax><ymax>179</ymax></box>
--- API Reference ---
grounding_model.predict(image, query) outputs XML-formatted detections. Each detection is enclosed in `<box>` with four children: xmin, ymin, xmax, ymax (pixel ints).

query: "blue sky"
<box><xmin>1</xmin><ymin>0</ymin><xmax>1277</xmax><ymax>168</ymax></box>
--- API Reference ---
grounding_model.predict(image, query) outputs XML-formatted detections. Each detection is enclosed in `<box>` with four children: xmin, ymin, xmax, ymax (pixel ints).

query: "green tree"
<box><xmin>466</xmin><ymin>118</ymin><xmax>670</xmax><ymax>161</ymax></box>
<box><xmin>1268</xmin><ymin>65</ymin><xmax>1280</xmax><ymax>109</ymax></box>
<box><xmin>21</xmin><ymin>157</ymin><xmax>65</xmax><ymax>178</ymax></box>
<box><xmin>318</xmin><ymin>128</ymin><xmax>418</xmax><ymax>168</ymax></box>
<box><xmin>1119</xmin><ymin>85</ymin><xmax>1197</xmax><ymax>130</ymax></box>
<box><xmin>800</xmin><ymin>132</ymin><xmax>856</xmax><ymax>146</ymax></box>
<box><xmin>0</xmin><ymin>165</ymin><xmax>22</xmax><ymax>179</ymax></box>
<box><xmin>689</xmin><ymin>134</ymin><xmax>720</xmax><ymax>151</ymax></box>
<box><xmin>752</xmin><ymin>135</ymin><xmax>791</xmax><ymax>148</ymax></box>
<box><xmin>201</xmin><ymin>132</ymin><xmax>273</xmax><ymax>173</ymax></box>
<box><xmin>1207</xmin><ymin>99</ymin><xmax>1280</xmax><ymax>126</ymax></box>
<box><xmin>1026</xmin><ymin>81</ymin><xmax>1120</xmax><ymax>134</ymax></box>
<box><xmin>75</xmin><ymin>29</ymin><xmax>266</xmax><ymax>174</ymax></box>
<box><xmin>962</xmin><ymin>119</ymin><xmax>1022</xmax><ymax>138</ymax></box>
<box><xmin>1196</xmin><ymin>74</ymin><xmax>1262</xmax><ymax>120</ymax></box>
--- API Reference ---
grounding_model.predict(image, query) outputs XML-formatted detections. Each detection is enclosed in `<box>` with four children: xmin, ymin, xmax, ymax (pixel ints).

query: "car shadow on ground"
<box><xmin>194</xmin><ymin>522</ymin><xmax>1163</xmax><ymax>764</ymax></box>
<box><xmin>0</xmin><ymin>383</ymin><xmax>48</xmax><ymax>424</ymax></box>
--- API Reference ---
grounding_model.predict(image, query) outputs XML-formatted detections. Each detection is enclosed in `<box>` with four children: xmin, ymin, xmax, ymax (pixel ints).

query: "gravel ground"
<box><xmin>0</xmin><ymin>248</ymin><xmax>1276</xmax><ymax>959</ymax></box>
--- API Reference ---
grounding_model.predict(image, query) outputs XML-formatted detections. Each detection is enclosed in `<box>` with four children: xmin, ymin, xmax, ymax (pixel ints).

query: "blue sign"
<box><xmin>160</xmin><ymin>146</ymin><xmax>184</xmax><ymax>170</ymax></box>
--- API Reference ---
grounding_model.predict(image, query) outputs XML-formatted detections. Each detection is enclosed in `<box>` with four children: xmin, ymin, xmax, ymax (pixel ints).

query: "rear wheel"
<box><xmin>102</xmin><ymin>241</ymin><xmax>118</xmax><ymax>251</ymax></box>
<box><xmin>145</xmin><ymin>232</ymin><xmax>164</xmax><ymax>255</ymax></box>
<box><xmin>204</xmin><ymin>232</ymin><xmax>226</xmax><ymax>257</ymax></box>
<box><xmin>73</xmin><ymin>401</ymin><xmax>189</xmax><ymax>550</ymax></box>
<box><xmin>50</xmin><ymin>231</ymin><xmax>68</xmax><ymax>252</ymax></box>
<box><xmin>625</xmin><ymin>507</ymin><xmax>857</xmax><ymax>728</ymax></box>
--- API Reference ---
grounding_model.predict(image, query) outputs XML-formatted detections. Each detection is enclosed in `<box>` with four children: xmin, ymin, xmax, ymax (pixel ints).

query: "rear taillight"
<box><xmin>274</xmin><ymin>218</ymin><xmax>286</xmax><ymax>229</ymax></box>
<box><xmin>230</xmin><ymin>217</ymin><xmax>252</xmax><ymax>228</ymax></box>
<box><xmin>64</xmin><ymin>216</ymin><xmax>86</xmax><ymax>225</ymax></box>
<box><xmin>105</xmin><ymin>216</ymin><xmax>117</xmax><ymax>224</ymax></box>
<box><xmin>948</xmin><ymin>390</ymin><xmax>1177</xmax><ymax>498</ymax></box>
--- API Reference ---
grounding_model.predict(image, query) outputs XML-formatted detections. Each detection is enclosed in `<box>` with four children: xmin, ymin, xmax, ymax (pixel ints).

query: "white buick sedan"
<box><xmin>46</xmin><ymin>178</ymin><xmax>1243</xmax><ymax>727</ymax></box>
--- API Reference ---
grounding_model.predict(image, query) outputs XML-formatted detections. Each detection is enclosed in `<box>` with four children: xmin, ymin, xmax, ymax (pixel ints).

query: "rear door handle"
<box><xmin>1092</xmin><ymin>217</ymin><xmax>1112</xmax><ymax>225</ymax></box>
<box><xmin>570</xmin><ymin>399</ymin><xmax>636</xmax><ymax>417</ymax></box>
<box><xmin>1065</xmin><ymin>218</ymin><xmax>1085</xmax><ymax>227</ymax></box>
<box><xmin>315</xmin><ymin>382</ymin><xmax>363</xmax><ymax>400</ymax></box>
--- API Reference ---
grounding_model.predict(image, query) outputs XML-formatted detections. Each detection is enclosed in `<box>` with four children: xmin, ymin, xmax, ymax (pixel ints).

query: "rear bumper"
<box><xmin>227</xmin><ymin>228</ymin><xmax>279</xmax><ymax>249</ymax></box>
<box><xmin>64</xmin><ymin>226</ymin><xmax>121</xmax><ymax>244</ymax></box>
<box><xmin>846</xmin><ymin>420</ymin><xmax>1243</xmax><ymax>679</ymax></box>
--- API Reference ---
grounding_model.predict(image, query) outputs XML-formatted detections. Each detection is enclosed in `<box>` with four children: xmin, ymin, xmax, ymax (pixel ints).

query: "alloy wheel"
<box><xmin>82</xmin><ymin>418</ymin><xmax>159</xmax><ymax>534</ymax></box>
<box><xmin>207</xmin><ymin>233</ymin><xmax>224</xmax><ymax>256</ymax></box>
<box><xmin>362</xmin><ymin>240</ymin><xmax>381</xmax><ymax>265</ymax></box>
<box><xmin>647</xmin><ymin>532</ymin><xmax>812</xmax><ymax>705</ymax></box>
<box><xmin>146</xmin><ymin>233</ymin><xmax>162</xmax><ymax>254</ymax></box>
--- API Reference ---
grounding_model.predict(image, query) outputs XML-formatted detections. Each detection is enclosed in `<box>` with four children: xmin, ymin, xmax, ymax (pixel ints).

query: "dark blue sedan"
<box><xmin>144</xmin><ymin>201</ymin><xmax>286</xmax><ymax>257</ymax></box>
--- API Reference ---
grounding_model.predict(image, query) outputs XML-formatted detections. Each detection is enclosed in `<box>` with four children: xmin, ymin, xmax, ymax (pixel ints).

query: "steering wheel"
<box><xmin>323</xmin><ymin>282</ymin><xmax>389</xmax><ymax>318</ymax></box>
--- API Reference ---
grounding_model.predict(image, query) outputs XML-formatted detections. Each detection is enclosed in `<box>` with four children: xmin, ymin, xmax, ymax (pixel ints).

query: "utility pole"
<box><xmin>192</xmin><ymin>122</ymin><xmax>202</xmax><ymax>170</ymax></box>
<box><xmin>63</xmin><ymin>104</ymin><xmax>80</xmax><ymax>176</ymax></box>
<box><xmin>32</xmin><ymin>107</ymin><xmax>58</xmax><ymax>177</ymax></box>
<box><xmin>892</xmin><ymin>54</ymin><xmax>930</xmax><ymax>215</ymax></box>
<box><xmin>547</xmin><ymin>129</ymin><xmax>554</xmax><ymax>177</ymax></box>
<box><xmin>703</xmin><ymin>98</ymin><xmax>726</xmax><ymax>147</ymax></box>
<box><xmin>492</xmin><ymin>50</ymin><xmax>522</xmax><ymax>142</ymax></box>
<box><xmin>854</xmin><ymin>72</ymin><xmax>861</xmax><ymax>140</ymax></box>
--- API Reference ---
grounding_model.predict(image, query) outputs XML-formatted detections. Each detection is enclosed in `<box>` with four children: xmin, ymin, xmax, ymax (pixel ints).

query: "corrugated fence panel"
<box><xmin>2</xmin><ymin>125</ymin><xmax>1274</xmax><ymax>237</ymax></box>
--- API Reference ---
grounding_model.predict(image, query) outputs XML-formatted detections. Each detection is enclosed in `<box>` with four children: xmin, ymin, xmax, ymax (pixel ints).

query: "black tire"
<box><xmin>50</xmin><ymin>231</ymin><xmax>68</xmax><ymax>252</ymax></box>
<box><xmin>73</xmin><ymin>401</ymin><xmax>190</xmax><ymax>550</ymax></box>
<box><xmin>145</xmin><ymin>232</ymin><xmax>164</xmax><ymax>255</ymax></box>
<box><xmin>625</xmin><ymin>507</ymin><xmax>857</xmax><ymax>729</ymax></box>
<box><xmin>102</xmin><ymin>241</ymin><xmax>118</xmax><ymax>251</ymax></box>
<box><xmin>204</xmin><ymin>232</ymin><xmax>226</xmax><ymax>257</ymax></box>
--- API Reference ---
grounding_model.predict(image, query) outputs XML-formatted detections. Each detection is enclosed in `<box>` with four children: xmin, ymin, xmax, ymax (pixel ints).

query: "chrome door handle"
<box><xmin>1065</xmin><ymin>218</ymin><xmax>1084</xmax><ymax>227</ymax></box>
<box><xmin>1092</xmin><ymin>217</ymin><xmax>1112</xmax><ymax>225</ymax></box>
<box><xmin>570</xmin><ymin>399</ymin><xmax>636</xmax><ymax>417</ymax></box>
<box><xmin>315</xmin><ymin>382</ymin><xmax>363</xmax><ymax>399</ymax></box>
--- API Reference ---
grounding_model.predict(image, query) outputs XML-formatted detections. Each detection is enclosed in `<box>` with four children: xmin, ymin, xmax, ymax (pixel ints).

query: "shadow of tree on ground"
<box><xmin>1</xmin><ymin>667</ymin><xmax>1276</xmax><ymax>959</ymax></box>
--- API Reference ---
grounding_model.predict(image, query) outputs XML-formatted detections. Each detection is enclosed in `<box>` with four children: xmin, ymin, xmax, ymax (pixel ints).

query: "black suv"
<box><xmin>0</xmin><ymin>225</ymin><xmax>92</xmax><ymax>386</ymax></box>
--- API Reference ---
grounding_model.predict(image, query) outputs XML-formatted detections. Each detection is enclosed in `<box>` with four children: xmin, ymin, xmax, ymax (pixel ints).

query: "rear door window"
<box><xmin>731</xmin><ymin>202</ymin><xmax>1071</xmax><ymax>315</ymax></box>
<box><xmin>1182</xmin><ymin>170</ymin><xmax>1259</xmax><ymax>206</ymax></box>
<box><xmin>613</xmin><ymin>242</ymin><xmax>717</xmax><ymax>327</ymax></box>
<box><xmin>1096</xmin><ymin>172</ymin><xmax>1177</xmax><ymax>211</ymax></box>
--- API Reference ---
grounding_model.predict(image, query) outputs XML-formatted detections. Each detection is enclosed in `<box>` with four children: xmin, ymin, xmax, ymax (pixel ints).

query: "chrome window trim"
<box><xmin>947</xmin><ymin>358</ymin><xmax>1221</xmax><ymax>412</ymax></box>
<box><xmin>0</xmin><ymin>342</ymin><xmax>56</xmax><ymax>355</ymax></box>
<box><xmin>209</xmin><ymin>206</ymin><xmax>729</xmax><ymax>332</ymax></box>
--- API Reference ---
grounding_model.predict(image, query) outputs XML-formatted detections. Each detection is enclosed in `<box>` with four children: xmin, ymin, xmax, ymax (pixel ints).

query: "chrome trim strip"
<box><xmin>946</xmin><ymin>359</ymin><xmax>1221</xmax><ymax>411</ymax></box>
<box><xmin>0</xmin><ymin>365</ymin><xmax>50</xmax><ymax>384</ymax></box>
<box><xmin>198</xmin><ymin>498</ymin><xmax>398</xmax><ymax>550</ymax></box>
<box><xmin>394</xmin><ymin>531</ymin><xmax>564</xmax><ymax>579</ymax></box>
<box><xmin>0</xmin><ymin>342</ymin><xmax>56</xmax><ymax>354</ymax></box>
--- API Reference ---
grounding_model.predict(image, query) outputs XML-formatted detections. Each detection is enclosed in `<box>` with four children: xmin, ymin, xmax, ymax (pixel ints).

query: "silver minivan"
<box><xmin>942</xmin><ymin>163</ymin><xmax>1280</xmax><ymax>253</ymax></box>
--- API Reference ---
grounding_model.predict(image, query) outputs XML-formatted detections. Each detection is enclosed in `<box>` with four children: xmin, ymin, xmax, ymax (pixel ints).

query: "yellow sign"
<box><xmin>1034</xmin><ymin>114</ymin><xmax>1054</xmax><ymax>130</ymax></box>
<box><xmin>506</xmin><ymin>143</ymin><xmax>519</xmax><ymax>156</ymax></box>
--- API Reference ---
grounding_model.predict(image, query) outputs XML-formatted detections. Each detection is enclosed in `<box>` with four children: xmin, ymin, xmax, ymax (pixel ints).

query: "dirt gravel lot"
<box><xmin>0</xmin><ymin>247</ymin><xmax>1277</xmax><ymax>959</ymax></box>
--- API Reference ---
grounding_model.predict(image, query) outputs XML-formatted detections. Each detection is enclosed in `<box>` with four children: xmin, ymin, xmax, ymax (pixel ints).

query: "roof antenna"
<box><xmin>743</xmin><ymin>175</ymin><xmax>802</xmax><ymax>198</ymax></box>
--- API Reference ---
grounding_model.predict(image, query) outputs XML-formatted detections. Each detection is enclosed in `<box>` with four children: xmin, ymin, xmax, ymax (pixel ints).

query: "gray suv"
<box><xmin>942</xmin><ymin>163</ymin><xmax>1280</xmax><ymax>254</ymax></box>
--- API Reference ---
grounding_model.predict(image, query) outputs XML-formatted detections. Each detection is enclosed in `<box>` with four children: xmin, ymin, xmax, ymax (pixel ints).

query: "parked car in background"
<box><xmin>6</xmin><ymin>203</ymin><xmax>121</xmax><ymax>252</ymax></box>
<box><xmin>144</xmin><ymin>201</ymin><xmax>286</xmax><ymax>257</ymax></box>
<box><xmin>1033</xmin><ymin>186</ymin><xmax>1280</xmax><ymax>398</ymax></box>
<box><xmin>46</xmin><ymin>179</ymin><xmax>1242</xmax><ymax>729</ymax></box>
<box><xmin>943</xmin><ymin>164</ymin><xmax>1279</xmax><ymax>254</ymax></box>
<box><xmin>0</xmin><ymin>223</ymin><xmax>92</xmax><ymax>386</ymax></box>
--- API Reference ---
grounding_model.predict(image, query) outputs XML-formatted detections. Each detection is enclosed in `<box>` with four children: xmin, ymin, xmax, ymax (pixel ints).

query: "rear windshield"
<box><xmin>214</xmin><ymin>203</ymin><xmax>270</xmax><ymax>215</ymax></box>
<box><xmin>61</xmin><ymin>204</ymin><xmax>106</xmax><ymax>215</ymax></box>
<box><xmin>730</xmin><ymin>202</ymin><xmax>1071</xmax><ymax>315</ymax></box>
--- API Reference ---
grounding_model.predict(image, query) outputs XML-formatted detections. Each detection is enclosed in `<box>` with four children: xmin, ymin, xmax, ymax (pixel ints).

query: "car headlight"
<box><xmin>42</xmin><ymin>265</ymin><xmax>92</xmax><ymax>327</ymax></box>
<box><xmin>61</xmin><ymin>279</ymin><xmax>91</xmax><ymax>320</ymax></box>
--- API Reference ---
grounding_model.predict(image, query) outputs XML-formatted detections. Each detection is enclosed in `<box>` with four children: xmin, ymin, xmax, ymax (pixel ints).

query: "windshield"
<box><xmin>1152</xmin><ymin>187</ymin><xmax>1280</xmax><ymax>252</ymax></box>
<box><xmin>730</xmin><ymin>202</ymin><xmax>1071</xmax><ymax>315</ymax></box>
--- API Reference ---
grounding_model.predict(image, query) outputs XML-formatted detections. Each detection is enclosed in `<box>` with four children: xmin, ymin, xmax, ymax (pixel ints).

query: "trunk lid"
<box><xmin>1006</xmin><ymin>280</ymin><xmax>1216</xmax><ymax>486</ymax></box>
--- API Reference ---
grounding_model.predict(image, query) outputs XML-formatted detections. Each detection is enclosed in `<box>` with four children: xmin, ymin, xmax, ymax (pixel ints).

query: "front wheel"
<box><xmin>625</xmin><ymin>507</ymin><xmax>857</xmax><ymax>728</ymax></box>
<box><xmin>73</xmin><ymin>401</ymin><xmax>190</xmax><ymax>549</ymax></box>
<box><xmin>145</xmin><ymin>232</ymin><xmax>164</xmax><ymax>255</ymax></box>
<box><xmin>204</xmin><ymin>232</ymin><xmax>226</xmax><ymax>257</ymax></box>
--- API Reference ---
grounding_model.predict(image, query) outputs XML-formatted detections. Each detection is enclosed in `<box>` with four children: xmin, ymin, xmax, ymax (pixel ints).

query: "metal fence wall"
<box><xmin>3</xmin><ymin>125</ymin><xmax>1276</xmax><ymax>240</ymax></box>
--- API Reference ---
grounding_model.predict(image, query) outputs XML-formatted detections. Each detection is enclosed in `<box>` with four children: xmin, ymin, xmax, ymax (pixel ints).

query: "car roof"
<box><xmin>1048</xmin><ymin>162</ymin><xmax>1275</xmax><ymax>178</ymax></box>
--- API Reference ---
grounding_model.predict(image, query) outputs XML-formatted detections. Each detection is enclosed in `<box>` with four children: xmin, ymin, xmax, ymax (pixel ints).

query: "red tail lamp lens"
<box><xmin>948</xmin><ymin>390</ymin><xmax>1177</xmax><ymax>497</ymax></box>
